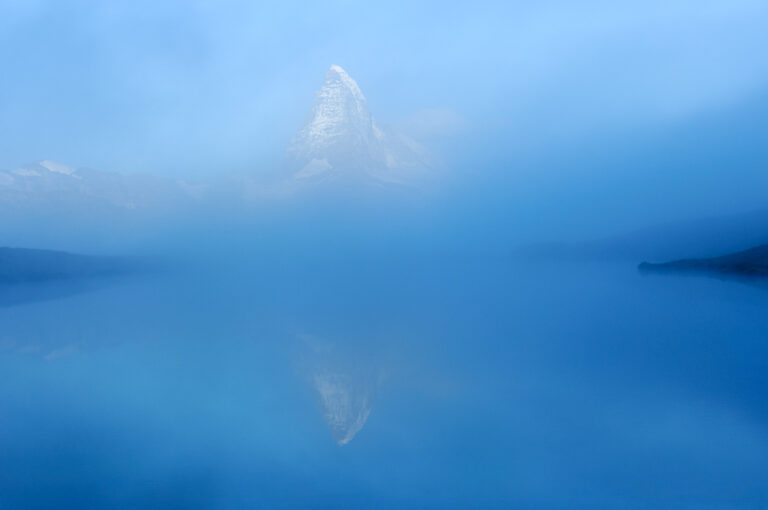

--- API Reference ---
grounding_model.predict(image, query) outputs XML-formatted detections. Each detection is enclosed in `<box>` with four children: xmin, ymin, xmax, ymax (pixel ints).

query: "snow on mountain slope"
<box><xmin>285</xmin><ymin>65</ymin><xmax>430</xmax><ymax>185</ymax></box>
<box><xmin>0</xmin><ymin>160</ymin><xmax>194</xmax><ymax>210</ymax></box>
<box><xmin>38</xmin><ymin>160</ymin><xmax>79</xmax><ymax>177</ymax></box>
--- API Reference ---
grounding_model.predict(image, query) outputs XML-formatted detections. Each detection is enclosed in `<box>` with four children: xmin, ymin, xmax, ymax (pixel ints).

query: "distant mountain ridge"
<box><xmin>1</xmin><ymin>67</ymin><xmax>434</xmax><ymax>206</ymax></box>
<box><xmin>0</xmin><ymin>160</ymin><xmax>196</xmax><ymax>211</ymax></box>
<box><xmin>285</xmin><ymin>65</ymin><xmax>430</xmax><ymax>186</ymax></box>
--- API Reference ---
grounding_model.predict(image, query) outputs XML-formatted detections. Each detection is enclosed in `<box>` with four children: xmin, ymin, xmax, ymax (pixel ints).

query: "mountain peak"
<box><xmin>285</xmin><ymin>66</ymin><xmax>430</xmax><ymax>185</ymax></box>
<box><xmin>324</xmin><ymin>65</ymin><xmax>365</xmax><ymax>102</ymax></box>
<box><xmin>327</xmin><ymin>64</ymin><xmax>348</xmax><ymax>76</ymax></box>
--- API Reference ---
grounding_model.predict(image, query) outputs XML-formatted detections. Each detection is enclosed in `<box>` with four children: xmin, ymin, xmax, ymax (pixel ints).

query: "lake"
<box><xmin>1</xmin><ymin>248</ymin><xmax>767</xmax><ymax>509</ymax></box>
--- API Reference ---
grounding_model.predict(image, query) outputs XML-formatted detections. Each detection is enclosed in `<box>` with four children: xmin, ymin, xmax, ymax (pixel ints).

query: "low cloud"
<box><xmin>401</xmin><ymin>108</ymin><xmax>467</xmax><ymax>139</ymax></box>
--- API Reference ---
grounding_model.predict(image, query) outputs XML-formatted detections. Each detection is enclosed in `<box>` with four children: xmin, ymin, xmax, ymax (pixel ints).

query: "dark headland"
<box><xmin>0</xmin><ymin>247</ymin><xmax>137</xmax><ymax>284</ymax></box>
<box><xmin>639</xmin><ymin>244</ymin><xmax>768</xmax><ymax>278</ymax></box>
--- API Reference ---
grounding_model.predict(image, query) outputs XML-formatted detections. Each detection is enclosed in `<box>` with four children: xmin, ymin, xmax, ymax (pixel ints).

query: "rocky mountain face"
<box><xmin>285</xmin><ymin>66</ymin><xmax>430</xmax><ymax>185</ymax></box>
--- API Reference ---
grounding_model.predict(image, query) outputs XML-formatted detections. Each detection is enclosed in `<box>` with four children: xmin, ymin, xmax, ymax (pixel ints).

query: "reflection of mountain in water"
<box><xmin>299</xmin><ymin>334</ymin><xmax>381</xmax><ymax>445</ymax></box>
<box><xmin>314</xmin><ymin>370</ymin><xmax>373</xmax><ymax>445</ymax></box>
<box><xmin>0</xmin><ymin>279</ymin><xmax>99</xmax><ymax>308</ymax></box>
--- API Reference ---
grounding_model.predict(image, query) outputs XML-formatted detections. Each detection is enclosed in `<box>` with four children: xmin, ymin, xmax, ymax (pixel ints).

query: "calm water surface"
<box><xmin>1</xmin><ymin>254</ymin><xmax>767</xmax><ymax>509</ymax></box>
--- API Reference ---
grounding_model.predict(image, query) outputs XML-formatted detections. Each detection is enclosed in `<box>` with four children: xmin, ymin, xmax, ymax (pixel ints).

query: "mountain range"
<box><xmin>0</xmin><ymin>160</ymin><xmax>196</xmax><ymax>211</ymax></box>
<box><xmin>1</xmin><ymin>66</ymin><xmax>433</xmax><ymax>211</ymax></box>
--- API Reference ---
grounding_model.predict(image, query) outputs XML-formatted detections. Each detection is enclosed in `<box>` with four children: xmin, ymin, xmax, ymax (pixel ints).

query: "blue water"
<box><xmin>1</xmin><ymin>253</ymin><xmax>767</xmax><ymax>509</ymax></box>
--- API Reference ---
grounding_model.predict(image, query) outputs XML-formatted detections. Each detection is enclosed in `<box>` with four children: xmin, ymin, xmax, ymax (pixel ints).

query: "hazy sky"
<box><xmin>1</xmin><ymin>0</ymin><xmax>768</xmax><ymax>236</ymax></box>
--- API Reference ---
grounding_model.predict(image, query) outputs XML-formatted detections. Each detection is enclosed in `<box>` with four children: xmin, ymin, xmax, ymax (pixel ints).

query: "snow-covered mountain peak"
<box><xmin>324</xmin><ymin>65</ymin><xmax>366</xmax><ymax>102</ymax></box>
<box><xmin>285</xmin><ymin>66</ymin><xmax>430</xmax><ymax>185</ymax></box>
<box><xmin>300</xmin><ymin>65</ymin><xmax>371</xmax><ymax>145</ymax></box>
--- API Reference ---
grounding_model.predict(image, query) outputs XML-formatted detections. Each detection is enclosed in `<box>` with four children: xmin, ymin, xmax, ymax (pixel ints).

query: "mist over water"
<box><xmin>2</xmin><ymin>200</ymin><xmax>768</xmax><ymax>508</ymax></box>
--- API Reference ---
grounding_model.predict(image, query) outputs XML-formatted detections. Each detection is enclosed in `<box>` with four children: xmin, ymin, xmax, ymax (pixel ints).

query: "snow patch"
<box><xmin>12</xmin><ymin>167</ymin><xmax>41</xmax><ymax>177</ymax></box>
<box><xmin>39</xmin><ymin>160</ymin><xmax>77</xmax><ymax>175</ymax></box>
<box><xmin>39</xmin><ymin>160</ymin><xmax>81</xmax><ymax>179</ymax></box>
<box><xmin>295</xmin><ymin>158</ymin><xmax>333</xmax><ymax>179</ymax></box>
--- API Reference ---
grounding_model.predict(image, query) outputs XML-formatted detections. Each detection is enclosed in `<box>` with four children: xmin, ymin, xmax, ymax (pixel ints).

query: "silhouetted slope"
<box><xmin>0</xmin><ymin>247</ymin><xmax>133</xmax><ymax>283</ymax></box>
<box><xmin>513</xmin><ymin>208</ymin><xmax>768</xmax><ymax>262</ymax></box>
<box><xmin>639</xmin><ymin>244</ymin><xmax>768</xmax><ymax>278</ymax></box>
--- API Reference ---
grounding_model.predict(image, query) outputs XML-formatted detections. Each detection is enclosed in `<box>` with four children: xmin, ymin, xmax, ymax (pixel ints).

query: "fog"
<box><xmin>3</xmin><ymin>232</ymin><xmax>768</xmax><ymax>508</ymax></box>
<box><xmin>2</xmin><ymin>1</ymin><xmax>768</xmax><ymax>509</ymax></box>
